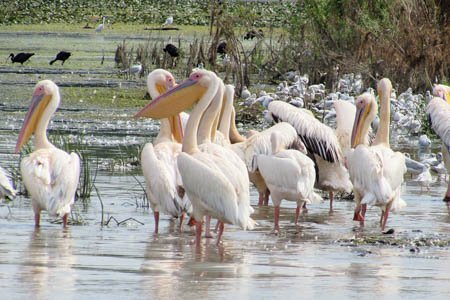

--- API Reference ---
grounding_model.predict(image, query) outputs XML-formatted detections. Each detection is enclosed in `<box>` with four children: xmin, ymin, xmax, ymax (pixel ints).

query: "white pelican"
<box><xmin>257</xmin><ymin>131</ymin><xmax>322</xmax><ymax>231</ymax></box>
<box><xmin>230</xmin><ymin>121</ymin><xmax>302</xmax><ymax>206</ymax></box>
<box><xmin>217</xmin><ymin>86</ymin><xmax>302</xmax><ymax>207</ymax></box>
<box><xmin>268</xmin><ymin>100</ymin><xmax>352</xmax><ymax>211</ymax></box>
<box><xmin>15</xmin><ymin>80</ymin><xmax>80</xmax><ymax>227</ymax></box>
<box><xmin>135</xmin><ymin>69</ymin><xmax>255</xmax><ymax>246</ymax></box>
<box><xmin>0</xmin><ymin>166</ymin><xmax>16</xmax><ymax>201</ymax></box>
<box><xmin>347</xmin><ymin>78</ymin><xmax>406</xmax><ymax>230</ymax></box>
<box><xmin>140</xmin><ymin>69</ymin><xmax>189</xmax><ymax>234</ymax></box>
<box><xmin>427</xmin><ymin>91</ymin><xmax>450</xmax><ymax>204</ymax></box>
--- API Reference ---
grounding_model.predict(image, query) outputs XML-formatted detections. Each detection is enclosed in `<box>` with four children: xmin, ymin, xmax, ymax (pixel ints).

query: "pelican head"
<box><xmin>147</xmin><ymin>69</ymin><xmax>175</xmax><ymax>98</ymax></box>
<box><xmin>433</xmin><ymin>84</ymin><xmax>450</xmax><ymax>105</ymax></box>
<box><xmin>145</xmin><ymin>69</ymin><xmax>184</xmax><ymax>142</ymax></box>
<box><xmin>135</xmin><ymin>69</ymin><xmax>215</xmax><ymax>119</ymax></box>
<box><xmin>351</xmin><ymin>93</ymin><xmax>378</xmax><ymax>148</ymax></box>
<box><xmin>15</xmin><ymin>80</ymin><xmax>59</xmax><ymax>153</ymax></box>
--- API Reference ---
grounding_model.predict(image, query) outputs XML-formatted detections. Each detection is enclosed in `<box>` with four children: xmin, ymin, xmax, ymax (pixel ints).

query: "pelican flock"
<box><xmin>7</xmin><ymin>64</ymin><xmax>449</xmax><ymax>245</ymax></box>
<box><xmin>136</xmin><ymin>69</ymin><xmax>255</xmax><ymax>245</ymax></box>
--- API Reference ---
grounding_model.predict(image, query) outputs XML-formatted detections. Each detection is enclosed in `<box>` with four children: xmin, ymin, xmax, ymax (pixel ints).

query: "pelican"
<box><xmin>426</xmin><ymin>92</ymin><xmax>450</xmax><ymax>203</ymax></box>
<box><xmin>15</xmin><ymin>80</ymin><xmax>80</xmax><ymax>227</ymax></box>
<box><xmin>0</xmin><ymin>166</ymin><xmax>16</xmax><ymax>201</ymax></box>
<box><xmin>135</xmin><ymin>69</ymin><xmax>255</xmax><ymax>246</ymax></box>
<box><xmin>230</xmin><ymin>121</ymin><xmax>302</xmax><ymax>206</ymax></box>
<box><xmin>218</xmin><ymin>86</ymin><xmax>302</xmax><ymax>207</ymax></box>
<box><xmin>267</xmin><ymin>100</ymin><xmax>352</xmax><ymax>211</ymax></box>
<box><xmin>257</xmin><ymin>131</ymin><xmax>322</xmax><ymax>231</ymax></box>
<box><xmin>347</xmin><ymin>78</ymin><xmax>406</xmax><ymax>230</ymax></box>
<box><xmin>140</xmin><ymin>69</ymin><xmax>189</xmax><ymax>234</ymax></box>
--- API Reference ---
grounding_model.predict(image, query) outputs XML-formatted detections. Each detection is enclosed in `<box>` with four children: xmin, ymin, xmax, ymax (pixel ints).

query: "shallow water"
<box><xmin>1</xmin><ymin>31</ymin><xmax>450</xmax><ymax>299</ymax></box>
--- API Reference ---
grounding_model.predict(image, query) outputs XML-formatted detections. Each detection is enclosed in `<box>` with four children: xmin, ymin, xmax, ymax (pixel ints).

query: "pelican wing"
<box><xmin>177</xmin><ymin>152</ymin><xmax>241</xmax><ymax>227</ymax></box>
<box><xmin>427</xmin><ymin>97</ymin><xmax>450</xmax><ymax>147</ymax></box>
<box><xmin>141</xmin><ymin>142</ymin><xmax>187</xmax><ymax>216</ymax></box>
<box><xmin>268</xmin><ymin>101</ymin><xmax>342</xmax><ymax>163</ymax></box>
<box><xmin>21</xmin><ymin>148</ymin><xmax>80</xmax><ymax>217</ymax></box>
<box><xmin>0</xmin><ymin>166</ymin><xmax>16</xmax><ymax>200</ymax></box>
<box><xmin>347</xmin><ymin>145</ymin><xmax>394</xmax><ymax>207</ymax></box>
<box><xmin>242</xmin><ymin>122</ymin><xmax>298</xmax><ymax>172</ymax></box>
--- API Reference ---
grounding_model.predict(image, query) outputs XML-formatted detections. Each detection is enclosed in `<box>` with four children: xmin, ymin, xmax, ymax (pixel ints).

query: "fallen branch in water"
<box><xmin>104</xmin><ymin>216</ymin><xmax>144</xmax><ymax>226</ymax></box>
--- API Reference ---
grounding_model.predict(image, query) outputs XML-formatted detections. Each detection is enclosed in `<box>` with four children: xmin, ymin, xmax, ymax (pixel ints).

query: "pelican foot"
<box><xmin>270</xmin><ymin>229</ymin><xmax>280</xmax><ymax>235</ymax></box>
<box><xmin>204</xmin><ymin>232</ymin><xmax>214</xmax><ymax>238</ymax></box>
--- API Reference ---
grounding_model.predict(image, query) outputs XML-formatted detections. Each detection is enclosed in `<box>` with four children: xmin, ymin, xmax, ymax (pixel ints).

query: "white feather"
<box><xmin>21</xmin><ymin>148</ymin><xmax>80</xmax><ymax>217</ymax></box>
<box><xmin>427</xmin><ymin>97</ymin><xmax>450</xmax><ymax>147</ymax></box>
<box><xmin>0</xmin><ymin>166</ymin><xmax>16</xmax><ymax>200</ymax></box>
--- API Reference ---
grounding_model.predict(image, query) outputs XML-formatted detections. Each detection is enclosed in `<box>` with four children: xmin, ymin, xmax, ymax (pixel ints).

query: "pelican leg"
<box><xmin>329</xmin><ymin>191</ymin><xmax>334</xmax><ymax>212</ymax></box>
<box><xmin>302</xmin><ymin>201</ymin><xmax>308</xmax><ymax>213</ymax></box>
<box><xmin>62</xmin><ymin>213</ymin><xmax>68</xmax><ymax>228</ymax></box>
<box><xmin>154</xmin><ymin>211</ymin><xmax>160</xmax><ymax>234</ymax></box>
<box><xmin>263</xmin><ymin>189</ymin><xmax>270</xmax><ymax>206</ymax></box>
<box><xmin>294</xmin><ymin>205</ymin><xmax>302</xmax><ymax>225</ymax></box>
<box><xmin>274</xmin><ymin>205</ymin><xmax>280</xmax><ymax>232</ymax></box>
<box><xmin>214</xmin><ymin>219</ymin><xmax>220</xmax><ymax>233</ymax></box>
<box><xmin>443</xmin><ymin>182</ymin><xmax>450</xmax><ymax>203</ymax></box>
<box><xmin>361</xmin><ymin>204</ymin><xmax>367</xmax><ymax>218</ymax></box>
<box><xmin>353</xmin><ymin>204</ymin><xmax>365</xmax><ymax>222</ymax></box>
<box><xmin>216</xmin><ymin>222</ymin><xmax>225</xmax><ymax>245</ymax></box>
<box><xmin>34</xmin><ymin>213</ymin><xmax>40</xmax><ymax>227</ymax></box>
<box><xmin>258</xmin><ymin>192</ymin><xmax>264</xmax><ymax>206</ymax></box>
<box><xmin>205</xmin><ymin>216</ymin><xmax>213</xmax><ymax>238</ymax></box>
<box><xmin>195</xmin><ymin>221</ymin><xmax>202</xmax><ymax>247</ymax></box>
<box><xmin>179</xmin><ymin>212</ymin><xmax>185</xmax><ymax>232</ymax></box>
<box><xmin>381</xmin><ymin>201</ymin><xmax>392</xmax><ymax>231</ymax></box>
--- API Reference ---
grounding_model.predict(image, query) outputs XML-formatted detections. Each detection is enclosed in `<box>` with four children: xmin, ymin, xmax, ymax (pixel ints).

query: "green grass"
<box><xmin>0</xmin><ymin>22</ymin><xmax>211</xmax><ymax>36</ymax></box>
<box><xmin>61</xmin><ymin>86</ymin><xmax>147</xmax><ymax>109</ymax></box>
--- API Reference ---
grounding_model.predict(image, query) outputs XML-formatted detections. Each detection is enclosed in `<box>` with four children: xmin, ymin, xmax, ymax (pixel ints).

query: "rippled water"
<box><xmin>1</xmin><ymin>31</ymin><xmax>449</xmax><ymax>299</ymax></box>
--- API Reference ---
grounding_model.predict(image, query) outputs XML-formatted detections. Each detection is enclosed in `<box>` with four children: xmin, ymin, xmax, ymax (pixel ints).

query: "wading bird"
<box><xmin>0</xmin><ymin>166</ymin><xmax>16</xmax><ymax>201</ymax></box>
<box><xmin>162</xmin><ymin>16</ymin><xmax>173</xmax><ymax>27</ymax></box>
<box><xmin>15</xmin><ymin>80</ymin><xmax>80</xmax><ymax>228</ymax></box>
<box><xmin>347</xmin><ymin>79</ymin><xmax>406</xmax><ymax>231</ymax></box>
<box><xmin>257</xmin><ymin>131</ymin><xmax>322</xmax><ymax>232</ymax></box>
<box><xmin>135</xmin><ymin>70</ymin><xmax>255</xmax><ymax>246</ymax></box>
<box><xmin>8</xmin><ymin>52</ymin><xmax>34</xmax><ymax>65</ymax></box>
<box><xmin>427</xmin><ymin>86</ymin><xmax>450</xmax><ymax>205</ymax></box>
<box><xmin>267</xmin><ymin>100</ymin><xmax>352</xmax><ymax>211</ymax></box>
<box><xmin>95</xmin><ymin>16</ymin><xmax>106</xmax><ymax>33</ymax></box>
<box><xmin>49</xmin><ymin>51</ymin><xmax>71</xmax><ymax>65</ymax></box>
<box><xmin>140</xmin><ymin>69</ymin><xmax>190</xmax><ymax>234</ymax></box>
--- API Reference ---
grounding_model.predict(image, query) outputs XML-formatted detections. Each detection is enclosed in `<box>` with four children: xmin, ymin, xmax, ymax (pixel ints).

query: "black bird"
<box><xmin>244</xmin><ymin>29</ymin><xmax>264</xmax><ymax>40</ymax></box>
<box><xmin>217</xmin><ymin>41</ymin><xmax>227</xmax><ymax>57</ymax></box>
<box><xmin>163</xmin><ymin>44</ymin><xmax>179</xmax><ymax>58</ymax></box>
<box><xmin>49</xmin><ymin>51</ymin><xmax>71</xmax><ymax>65</ymax></box>
<box><xmin>8</xmin><ymin>52</ymin><xmax>34</xmax><ymax>64</ymax></box>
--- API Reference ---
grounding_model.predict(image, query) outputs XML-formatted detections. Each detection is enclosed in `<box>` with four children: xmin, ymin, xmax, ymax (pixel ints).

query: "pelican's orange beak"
<box><xmin>351</xmin><ymin>100</ymin><xmax>372</xmax><ymax>148</ymax></box>
<box><xmin>154</xmin><ymin>82</ymin><xmax>184</xmax><ymax>142</ymax></box>
<box><xmin>169</xmin><ymin>114</ymin><xmax>184</xmax><ymax>143</ymax></box>
<box><xmin>15</xmin><ymin>91</ymin><xmax>51</xmax><ymax>153</ymax></box>
<box><xmin>135</xmin><ymin>77</ymin><xmax>206</xmax><ymax>119</ymax></box>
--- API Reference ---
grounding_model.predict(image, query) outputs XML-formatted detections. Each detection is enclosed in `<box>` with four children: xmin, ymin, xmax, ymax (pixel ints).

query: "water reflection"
<box><xmin>18</xmin><ymin>228</ymin><xmax>76</xmax><ymax>299</ymax></box>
